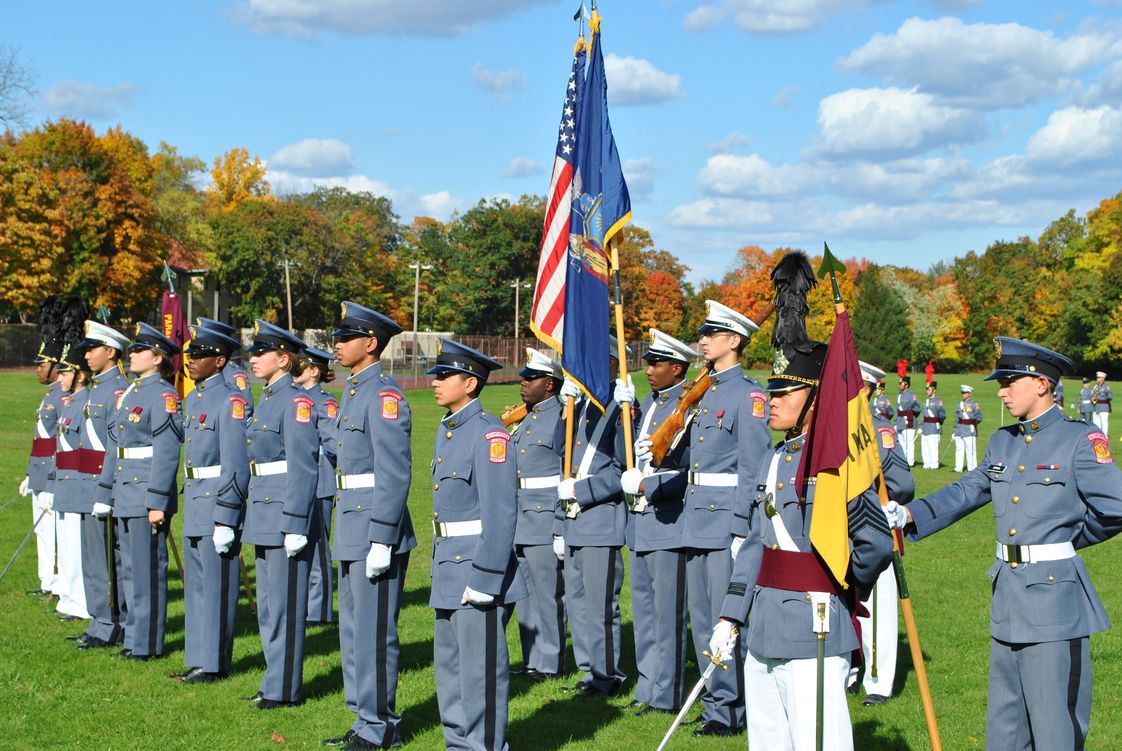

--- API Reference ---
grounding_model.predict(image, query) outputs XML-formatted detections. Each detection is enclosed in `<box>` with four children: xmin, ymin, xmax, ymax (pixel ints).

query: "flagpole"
<box><xmin>609</xmin><ymin>238</ymin><xmax>635</xmax><ymax>472</ymax></box>
<box><xmin>821</xmin><ymin>243</ymin><xmax>943</xmax><ymax>751</ymax></box>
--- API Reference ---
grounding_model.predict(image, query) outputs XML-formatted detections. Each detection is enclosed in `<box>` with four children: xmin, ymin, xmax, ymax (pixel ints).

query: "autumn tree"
<box><xmin>208</xmin><ymin>147</ymin><xmax>270</xmax><ymax>210</ymax></box>
<box><xmin>615</xmin><ymin>225</ymin><xmax>689</xmax><ymax>340</ymax></box>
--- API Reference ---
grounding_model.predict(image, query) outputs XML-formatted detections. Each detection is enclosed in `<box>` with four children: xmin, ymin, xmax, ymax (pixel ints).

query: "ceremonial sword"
<box><xmin>655</xmin><ymin>627</ymin><xmax>737</xmax><ymax>751</ymax></box>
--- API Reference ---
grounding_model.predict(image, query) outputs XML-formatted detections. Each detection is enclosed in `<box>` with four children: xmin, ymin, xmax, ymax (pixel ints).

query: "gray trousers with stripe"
<box><xmin>515</xmin><ymin>543</ymin><xmax>566</xmax><ymax>676</ymax></box>
<box><xmin>255</xmin><ymin>543</ymin><xmax>312</xmax><ymax>703</ymax></box>
<box><xmin>117</xmin><ymin>515</ymin><xmax>168</xmax><ymax>657</ymax></box>
<box><xmin>986</xmin><ymin>637</ymin><xmax>1091</xmax><ymax>751</ymax></box>
<box><xmin>686</xmin><ymin>547</ymin><xmax>745</xmax><ymax>728</ymax></box>
<box><xmin>307</xmin><ymin>498</ymin><xmax>335</xmax><ymax>624</ymax></box>
<box><xmin>630</xmin><ymin>548</ymin><xmax>688</xmax><ymax>710</ymax></box>
<box><xmin>81</xmin><ymin>512</ymin><xmax>122</xmax><ymax>643</ymax></box>
<box><xmin>339</xmin><ymin>553</ymin><xmax>408</xmax><ymax>746</ymax></box>
<box><xmin>184</xmin><ymin>535</ymin><xmax>239</xmax><ymax>674</ymax></box>
<box><xmin>435</xmin><ymin>604</ymin><xmax>513</xmax><ymax>751</ymax></box>
<box><xmin>565</xmin><ymin>545</ymin><xmax>625</xmax><ymax>692</ymax></box>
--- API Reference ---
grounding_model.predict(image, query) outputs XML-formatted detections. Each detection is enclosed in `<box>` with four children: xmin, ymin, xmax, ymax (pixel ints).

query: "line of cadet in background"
<box><xmin>19</xmin><ymin>291</ymin><xmax>1122</xmax><ymax>751</ymax></box>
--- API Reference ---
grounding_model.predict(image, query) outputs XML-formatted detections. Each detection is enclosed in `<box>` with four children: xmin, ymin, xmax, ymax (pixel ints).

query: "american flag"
<box><xmin>530</xmin><ymin>45</ymin><xmax>586</xmax><ymax>352</ymax></box>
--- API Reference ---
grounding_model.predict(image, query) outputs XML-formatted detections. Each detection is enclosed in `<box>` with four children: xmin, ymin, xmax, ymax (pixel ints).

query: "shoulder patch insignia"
<box><xmin>1088</xmin><ymin>431</ymin><xmax>1113</xmax><ymax>464</ymax></box>
<box><xmin>485</xmin><ymin>429</ymin><xmax>509</xmax><ymax>463</ymax></box>
<box><xmin>326</xmin><ymin>399</ymin><xmax>339</xmax><ymax>419</ymax></box>
<box><xmin>234</xmin><ymin>372</ymin><xmax>248</xmax><ymax>390</ymax></box>
<box><xmin>379</xmin><ymin>390</ymin><xmax>402</xmax><ymax>421</ymax></box>
<box><xmin>229</xmin><ymin>395</ymin><xmax>247</xmax><ymax>421</ymax></box>
<box><xmin>163</xmin><ymin>392</ymin><xmax>179</xmax><ymax>414</ymax></box>
<box><xmin>294</xmin><ymin>396</ymin><xmax>314</xmax><ymax>424</ymax></box>
<box><xmin>750</xmin><ymin>391</ymin><xmax>767</xmax><ymax>419</ymax></box>
<box><xmin>878</xmin><ymin>426</ymin><xmax>897</xmax><ymax>449</ymax></box>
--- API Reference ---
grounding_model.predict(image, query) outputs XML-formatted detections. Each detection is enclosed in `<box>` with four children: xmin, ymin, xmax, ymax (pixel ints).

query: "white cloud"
<box><xmin>266</xmin><ymin>169</ymin><xmax>393</xmax><ymax>197</ymax></box>
<box><xmin>840</xmin><ymin>17</ymin><xmax>1118</xmax><ymax>108</ymax></box>
<box><xmin>928</xmin><ymin>0</ymin><xmax>983</xmax><ymax>9</ymax></box>
<box><xmin>772</xmin><ymin>86</ymin><xmax>799</xmax><ymax>109</ymax></box>
<box><xmin>235</xmin><ymin>0</ymin><xmax>557</xmax><ymax>38</ymax></box>
<box><xmin>1026</xmin><ymin>105</ymin><xmax>1122</xmax><ymax>166</ymax></box>
<box><xmin>623</xmin><ymin>157</ymin><xmax>658</xmax><ymax>202</ymax></box>
<box><xmin>604</xmin><ymin>54</ymin><xmax>682</xmax><ymax>106</ymax></box>
<box><xmin>471</xmin><ymin>62</ymin><xmax>525</xmax><ymax>101</ymax></box>
<box><xmin>706</xmin><ymin>132</ymin><xmax>754</xmax><ymax>153</ymax></box>
<box><xmin>503</xmin><ymin>157</ymin><xmax>544</xmax><ymax>178</ymax></box>
<box><xmin>418</xmin><ymin>190</ymin><xmax>467</xmax><ymax>218</ymax></box>
<box><xmin>42</xmin><ymin>81</ymin><xmax>135</xmax><ymax>119</ymax></box>
<box><xmin>697</xmin><ymin>153</ymin><xmax>817</xmax><ymax>196</ymax></box>
<box><xmin>269</xmin><ymin>138</ymin><xmax>354</xmax><ymax>177</ymax></box>
<box><xmin>834</xmin><ymin>156</ymin><xmax>973</xmax><ymax>202</ymax></box>
<box><xmin>684</xmin><ymin>0</ymin><xmax>874</xmax><ymax>35</ymax></box>
<box><xmin>665</xmin><ymin>197</ymin><xmax>776</xmax><ymax>228</ymax></box>
<box><xmin>815</xmin><ymin>87</ymin><xmax>987</xmax><ymax>159</ymax></box>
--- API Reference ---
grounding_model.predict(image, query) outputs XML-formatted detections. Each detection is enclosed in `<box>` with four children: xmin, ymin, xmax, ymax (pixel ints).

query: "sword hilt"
<box><xmin>703</xmin><ymin>625</ymin><xmax>739</xmax><ymax>669</ymax></box>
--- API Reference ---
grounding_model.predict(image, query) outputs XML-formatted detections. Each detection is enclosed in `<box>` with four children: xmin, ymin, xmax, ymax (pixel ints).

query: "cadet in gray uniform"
<box><xmin>681</xmin><ymin>300</ymin><xmax>771</xmax><ymax>737</ymax></box>
<box><xmin>78</xmin><ymin>321</ymin><xmax>132</xmax><ymax>649</ymax></box>
<box><xmin>324</xmin><ymin>302</ymin><xmax>414</xmax><ymax>751</ymax></box>
<box><xmin>95</xmin><ymin>322</ymin><xmax>184</xmax><ymax>660</ymax></box>
<box><xmin>294</xmin><ymin>346</ymin><xmax>339</xmax><ymax>627</ymax></box>
<box><xmin>241</xmin><ymin>321</ymin><xmax>320</xmax><ymax>709</ymax></box>
<box><xmin>889</xmin><ymin>337</ymin><xmax>1122</xmax><ymax>751</ymax></box>
<box><xmin>555</xmin><ymin>336</ymin><xmax>631</xmax><ymax>697</ymax></box>
<box><xmin>620</xmin><ymin>329</ymin><xmax>695</xmax><ymax>715</ymax></box>
<box><xmin>177</xmin><ymin>326</ymin><xmax>249</xmax><ymax>683</ymax></box>
<box><xmin>1091</xmin><ymin>371</ymin><xmax>1112</xmax><ymax>436</ymax></box>
<box><xmin>51</xmin><ymin>339</ymin><xmax>92</xmax><ymax>621</ymax></box>
<box><xmin>1054</xmin><ymin>379</ymin><xmax>1064</xmax><ymax>409</ymax></box>
<box><xmin>1078</xmin><ymin>377</ymin><xmax>1094</xmax><ymax>423</ymax></box>
<box><xmin>196</xmin><ymin>317</ymin><xmax>251</xmax><ymax>394</ymax></box>
<box><xmin>510</xmin><ymin>348</ymin><xmax>566</xmax><ymax>682</ymax></box>
<box><xmin>713</xmin><ymin>343</ymin><xmax>894</xmax><ymax>751</ymax></box>
<box><xmin>919</xmin><ymin>381</ymin><xmax>946</xmax><ymax>469</ymax></box>
<box><xmin>872</xmin><ymin>381</ymin><xmax>893</xmax><ymax>422</ymax></box>
<box><xmin>953</xmin><ymin>385</ymin><xmax>983</xmax><ymax>473</ymax></box>
<box><xmin>428</xmin><ymin>339</ymin><xmax>527</xmax><ymax>751</ymax></box>
<box><xmin>895</xmin><ymin>377</ymin><xmax>920</xmax><ymax>467</ymax></box>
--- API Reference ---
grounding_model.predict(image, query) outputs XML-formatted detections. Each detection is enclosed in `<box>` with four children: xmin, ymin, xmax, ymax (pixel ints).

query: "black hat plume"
<box><xmin>770</xmin><ymin>251</ymin><xmax>817</xmax><ymax>373</ymax></box>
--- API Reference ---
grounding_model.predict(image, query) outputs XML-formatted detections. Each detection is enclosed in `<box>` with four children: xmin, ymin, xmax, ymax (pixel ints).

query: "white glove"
<box><xmin>366</xmin><ymin>542</ymin><xmax>392</xmax><ymax>578</ymax></box>
<box><xmin>462</xmin><ymin>586</ymin><xmax>495</xmax><ymax>607</ymax></box>
<box><xmin>558</xmin><ymin>478</ymin><xmax>576</xmax><ymax>501</ymax></box>
<box><xmin>18</xmin><ymin>476</ymin><xmax>29</xmax><ymax>497</ymax></box>
<box><xmin>283</xmin><ymin>533</ymin><xmax>308</xmax><ymax>557</ymax></box>
<box><xmin>39</xmin><ymin>491</ymin><xmax>54</xmax><ymax>512</ymax></box>
<box><xmin>708</xmin><ymin>620</ymin><xmax>738</xmax><ymax>663</ymax></box>
<box><xmin>613</xmin><ymin>377</ymin><xmax>635</xmax><ymax>405</ymax></box>
<box><xmin>560</xmin><ymin>379</ymin><xmax>582</xmax><ymax>400</ymax></box>
<box><xmin>213</xmin><ymin>525</ymin><xmax>236</xmax><ymax>555</ymax></box>
<box><xmin>92</xmin><ymin>502</ymin><xmax>112</xmax><ymax>518</ymax></box>
<box><xmin>635</xmin><ymin>437</ymin><xmax>653</xmax><ymax>465</ymax></box>
<box><xmin>884</xmin><ymin>500</ymin><xmax>909</xmax><ymax>530</ymax></box>
<box><xmin>730</xmin><ymin>535</ymin><xmax>745</xmax><ymax>561</ymax></box>
<box><xmin>553</xmin><ymin>536</ymin><xmax>566</xmax><ymax>561</ymax></box>
<box><xmin>621</xmin><ymin>468</ymin><xmax>644</xmax><ymax>496</ymax></box>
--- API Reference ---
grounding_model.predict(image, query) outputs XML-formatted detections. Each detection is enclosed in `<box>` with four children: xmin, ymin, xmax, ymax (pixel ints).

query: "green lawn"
<box><xmin>1</xmin><ymin>370</ymin><xmax>1120</xmax><ymax>750</ymax></box>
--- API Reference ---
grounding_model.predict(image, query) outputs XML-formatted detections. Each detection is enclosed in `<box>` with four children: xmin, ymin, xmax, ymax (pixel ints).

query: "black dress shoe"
<box><xmin>65</xmin><ymin>633</ymin><xmax>87</xmax><ymax>642</ymax></box>
<box><xmin>172</xmin><ymin>667</ymin><xmax>204</xmax><ymax>681</ymax></box>
<box><xmin>683</xmin><ymin>713</ymin><xmax>706</xmax><ymax>726</ymax></box>
<box><xmin>863</xmin><ymin>694</ymin><xmax>889</xmax><ymax>706</ymax></box>
<box><xmin>627</xmin><ymin>699</ymin><xmax>646</xmax><ymax>710</ymax></box>
<box><xmin>341</xmin><ymin>737</ymin><xmax>380</xmax><ymax>751</ymax></box>
<box><xmin>846</xmin><ymin>682</ymin><xmax>861</xmax><ymax>695</ymax></box>
<box><xmin>78</xmin><ymin>636</ymin><xmax>112</xmax><ymax>650</ymax></box>
<box><xmin>58</xmin><ymin>614</ymin><xmax>83</xmax><ymax>622</ymax></box>
<box><xmin>183</xmin><ymin>670</ymin><xmax>228</xmax><ymax>684</ymax></box>
<box><xmin>117</xmin><ymin>648</ymin><xmax>133</xmax><ymax>658</ymax></box>
<box><xmin>242</xmin><ymin>691</ymin><xmax>264</xmax><ymax>703</ymax></box>
<box><xmin>323</xmin><ymin>730</ymin><xmax>357</xmax><ymax>747</ymax></box>
<box><xmin>636</xmin><ymin>705</ymin><xmax>676</xmax><ymax>717</ymax></box>
<box><xmin>122</xmin><ymin>651</ymin><xmax>159</xmax><ymax>661</ymax></box>
<box><xmin>25</xmin><ymin>588</ymin><xmax>49</xmax><ymax>596</ymax></box>
<box><xmin>256</xmin><ymin>698</ymin><xmax>297</xmax><ymax>710</ymax></box>
<box><xmin>573</xmin><ymin>680</ymin><xmax>624</xmax><ymax>697</ymax></box>
<box><xmin>693</xmin><ymin>720</ymin><xmax>735</xmax><ymax>737</ymax></box>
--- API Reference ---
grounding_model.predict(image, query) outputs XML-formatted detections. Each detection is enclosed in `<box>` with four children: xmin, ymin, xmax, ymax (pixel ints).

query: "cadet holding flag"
<box><xmin>428</xmin><ymin>339</ymin><xmax>526</xmax><ymax>751</ymax></box>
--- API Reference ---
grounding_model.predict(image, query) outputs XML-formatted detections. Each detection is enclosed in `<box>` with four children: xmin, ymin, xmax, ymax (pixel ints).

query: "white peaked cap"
<box><xmin>1096</xmin><ymin>371</ymin><xmax>1107</xmax><ymax>378</ymax></box>
<box><xmin>609</xmin><ymin>334</ymin><xmax>633</xmax><ymax>358</ymax></box>
<box><xmin>699</xmin><ymin>300</ymin><xmax>759</xmax><ymax>338</ymax></box>
<box><xmin>523</xmin><ymin>347</ymin><xmax>563</xmax><ymax>379</ymax></box>
<box><xmin>645</xmin><ymin>328</ymin><xmax>696</xmax><ymax>364</ymax></box>
<box><xmin>858</xmin><ymin>360</ymin><xmax>885</xmax><ymax>384</ymax></box>
<box><xmin>83</xmin><ymin>320</ymin><xmax>131</xmax><ymax>351</ymax></box>
<box><xmin>960</xmin><ymin>384</ymin><xmax>974</xmax><ymax>393</ymax></box>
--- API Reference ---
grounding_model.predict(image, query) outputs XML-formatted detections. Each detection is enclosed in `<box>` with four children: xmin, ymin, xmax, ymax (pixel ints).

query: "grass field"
<box><xmin>2</xmin><ymin>369</ymin><xmax>1121</xmax><ymax>750</ymax></box>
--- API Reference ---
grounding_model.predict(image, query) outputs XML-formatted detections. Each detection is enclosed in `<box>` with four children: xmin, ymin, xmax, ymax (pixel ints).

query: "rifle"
<box><xmin>500</xmin><ymin>402</ymin><xmax>529</xmax><ymax>428</ymax></box>
<box><xmin>647</xmin><ymin>302</ymin><xmax>775</xmax><ymax>467</ymax></box>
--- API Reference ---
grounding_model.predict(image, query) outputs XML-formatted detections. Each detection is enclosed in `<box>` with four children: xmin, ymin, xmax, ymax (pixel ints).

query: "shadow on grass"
<box><xmin>854</xmin><ymin>718</ymin><xmax>913</xmax><ymax>750</ymax></box>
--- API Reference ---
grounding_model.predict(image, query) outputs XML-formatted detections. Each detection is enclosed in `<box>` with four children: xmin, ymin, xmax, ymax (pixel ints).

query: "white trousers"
<box><xmin>746</xmin><ymin>647</ymin><xmax>853</xmax><ymax>751</ymax></box>
<box><xmin>1093</xmin><ymin>412</ymin><xmax>1109</xmax><ymax>437</ymax></box>
<box><xmin>31</xmin><ymin>492</ymin><xmax>56</xmax><ymax>592</ymax></box>
<box><xmin>920</xmin><ymin>434</ymin><xmax>941</xmax><ymax>469</ymax></box>
<box><xmin>900</xmin><ymin>429</ymin><xmax>917</xmax><ymax>466</ymax></box>
<box><xmin>54</xmin><ymin>511</ymin><xmax>88</xmax><ymax>617</ymax></box>
<box><xmin>851</xmin><ymin>565</ymin><xmax>898</xmax><ymax>697</ymax></box>
<box><xmin>954</xmin><ymin>435</ymin><xmax>977</xmax><ymax>472</ymax></box>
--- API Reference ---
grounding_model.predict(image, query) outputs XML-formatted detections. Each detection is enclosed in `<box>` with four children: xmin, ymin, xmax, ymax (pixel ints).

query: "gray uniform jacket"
<box><xmin>630</xmin><ymin>382</ymin><xmax>688</xmax><ymax>553</ymax></box>
<box><xmin>906</xmin><ymin>406</ymin><xmax>1122</xmax><ymax>643</ymax></box>
<box><xmin>920</xmin><ymin>396</ymin><xmax>946</xmax><ymax>435</ymax></box>
<box><xmin>429</xmin><ymin>399</ymin><xmax>527</xmax><ymax>609</ymax></box>
<box><xmin>182</xmin><ymin>373</ymin><xmax>250</xmax><ymax>536</ymax></box>
<box><xmin>872</xmin><ymin>395</ymin><xmax>894</xmax><ymax>422</ymax></box>
<box><xmin>552</xmin><ymin>398</ymin><xmax>627</xmax><ymax>547</ymax></box>
<box><xmin>97</xmin><ymin>374</ymin><xmax>183</xmax><ymax>518</ymax></box>
<box><xmin>684</xmin><ymin>366</ymin><xmax>770</xmax><ymax>546</ymax></box>
<box><xmin>80</xmin><ymin>368</ymin><xmax>130</xmax><ymax>482</ymax></box>
<box><xmin>240</xmin><ymin>373</ymin><xmax>320</xmax><ymax>546</ymax></box>
<box><xmin>512</xmin><ymin>396</ymin><xmax>563</xmax><ymax>547</ymax></box>
<box><xmin>52</xmin><ymin>387</ymin><xmax>91</xmax><ymax>513</ymax></box>
<box><xmin>1079</xmin><ymin>387</ymin><xmax>1094</xmax><ymax>421</ymax></box>
<box><xmin>953</xmin><ymin>399</ymin><xmax>983</xmax><ymax>438</ymax></box>
<box><xmin>719</xmin><ymin>433</ymin><xmax>894</xmax><ymax>659</ymax></box>
<box><xmin>303</xmin><ymin>383</ymin><xmax>340</xmax><ymax>500</ymax></box>
<box><xmin>1092</xmin><ymin>383</ymin><xmax>1112</xmax><ymax>413</ymax></box>
<box><xmin>895</xmin><ymin>390</ymin><xmax>920</xmax><ymax>430</ymax></box>
<box><xmin>27</xmin><ymin>382</ymin><xmax>64</xmax><ymax>492</ymax></box>
<box><xmin>334</xmin><ymin>361</ymin><xmax>415</xmax><ymax>562</ymax></box>
<box><xmin>873</xmin><ymin>415</ymin><xmax>915</xmax><ymax>504</ymax></box>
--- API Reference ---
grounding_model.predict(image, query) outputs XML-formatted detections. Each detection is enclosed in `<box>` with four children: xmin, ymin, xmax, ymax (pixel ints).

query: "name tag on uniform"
<box><xmin>756</xmin><ymin>484</ymin><xmax>767</xmax><ymax>493</ymax></box>
<box><xmin>987</xmin><ymin>463</ymin><xmax>1007</xmax><ymax>474</ymax></box>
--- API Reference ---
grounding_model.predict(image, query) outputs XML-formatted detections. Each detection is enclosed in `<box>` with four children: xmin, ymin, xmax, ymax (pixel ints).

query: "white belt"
<box><xmin>519</xmin><ymin>474</ymin><xmax>560</xmax><ymax>490</ymax></box>
<box><xmin>250</xmin><ymin>460</ymin><xmax>287</xmax><ymax>477</ymax></box>
<box><xmin>996</xmin><ymin>541</ymin><xmax>1076</xmax><ymax>565</ymax></box>
<box><xmin>688</xmin><ymin>471</ymin><xmax>738</xmax><ymax>487</ymax></box>
<box><xmin>185</xmin><ymin>464</ymin><xmax>221</xmax><ymax>480</ymax></box>
<box><xmin>337</xmin><ymin>473</ymin><xmax>376</xmax><ymax>490</ymax></box>
<box><xmin>117</xmin><ymin>446</ymin><xmax>153</xmax><ymax>459</ymax></box>
<box><xmin>432</xmin><ymin>519</ymin><xmax>482</xmax><ymax>537</ymax></box>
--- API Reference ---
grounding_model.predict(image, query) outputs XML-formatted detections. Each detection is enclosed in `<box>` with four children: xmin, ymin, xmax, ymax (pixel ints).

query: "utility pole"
<box><xmin>283</xmin><ymin>258</ymin><xmax>293</xmax><ymax>330</ymax></box>
<box><xmin>409</xmin><ymin>261</ymin><xmax>433</xmax><ymax>376</ymax></box>
<box><xmin>510</xmin><ymin>278</ymin><xmax>531</xmax><ymax>360</ymax></box>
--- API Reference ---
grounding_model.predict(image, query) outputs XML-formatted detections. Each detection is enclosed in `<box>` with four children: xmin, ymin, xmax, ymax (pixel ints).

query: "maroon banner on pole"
<box><xmin>161</xmin><ymin>290</ymin><xmax>189</xmax><ymax>393</ymax></box>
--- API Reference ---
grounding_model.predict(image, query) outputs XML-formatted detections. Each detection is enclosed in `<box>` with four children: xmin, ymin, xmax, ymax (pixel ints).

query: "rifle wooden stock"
<box><xmin>501</xmin><ymin>402</ymin><xmax>529</xmax><ymax>428</ymax></box>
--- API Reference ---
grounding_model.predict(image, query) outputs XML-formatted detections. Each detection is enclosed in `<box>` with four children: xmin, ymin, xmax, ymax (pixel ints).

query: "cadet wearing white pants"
<box><xmin>953</xmin><ymin>385</ymin><xmax>983</xmax><ymax>473</ymax></box>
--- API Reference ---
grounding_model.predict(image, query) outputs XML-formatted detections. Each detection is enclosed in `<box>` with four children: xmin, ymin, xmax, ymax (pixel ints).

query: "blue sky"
<box><xmin>9</xmin><ymin>0</ymin><xmax>1122</xmax><ymax>282</ymax></box>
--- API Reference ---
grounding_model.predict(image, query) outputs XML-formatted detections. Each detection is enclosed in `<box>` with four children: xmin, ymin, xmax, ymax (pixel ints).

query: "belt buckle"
<box><xmin>431</xmin><ymin>520</ymin><xmax>442</xmax><ymax>537</ymax></box>
<box><xmin>1004</xmin><ymin>544</ymin><xmax>1022</xmax><ymax>568</ymax></box>
<box><xmin>250</xmin><ymin>463</ymin><xmax>260</xmax><ymax>477</ymax></box>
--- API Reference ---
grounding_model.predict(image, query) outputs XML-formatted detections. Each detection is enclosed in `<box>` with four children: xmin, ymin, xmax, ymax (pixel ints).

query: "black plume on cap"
<box><xmin>770</xmin><ymin>251</ymin><xmax>817</xmax><ymax>368</ymax></box>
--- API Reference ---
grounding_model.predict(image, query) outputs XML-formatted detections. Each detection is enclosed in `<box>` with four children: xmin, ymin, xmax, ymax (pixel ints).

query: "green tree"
<box><xmin>852</xmin><ymin>265</ymin><xmax>913</xmax><ymax>369</ymax></box>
